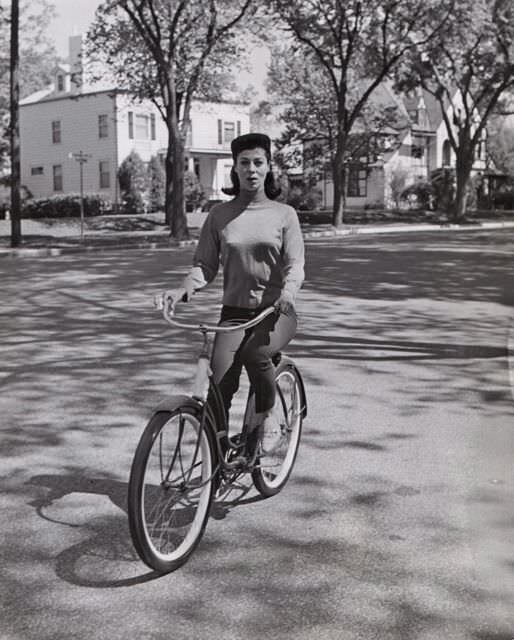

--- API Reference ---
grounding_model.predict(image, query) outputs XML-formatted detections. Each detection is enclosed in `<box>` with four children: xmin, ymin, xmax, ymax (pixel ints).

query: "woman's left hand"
<box><xmin>274</xmin><ymin>290</ymin><xmax>295</xmax><ymax>314</ymax></box>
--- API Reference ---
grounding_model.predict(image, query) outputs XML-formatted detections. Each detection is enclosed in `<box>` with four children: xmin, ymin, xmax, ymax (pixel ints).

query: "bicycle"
<box><xmin>127</xmin><ymin>292</ymin><xmax>308</xmax><ymax>574</ymax></box>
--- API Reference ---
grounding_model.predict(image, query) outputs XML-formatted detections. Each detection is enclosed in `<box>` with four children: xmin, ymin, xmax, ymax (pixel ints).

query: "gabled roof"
<box><xmin>20</xmin><ymin>87</ymin><xmax>55</xmax><ymax>105</ymax></box>
<box><xmin>53</xmin><ymin>63</ymin><xmax>71</xmax><ymax>74</ymax></box>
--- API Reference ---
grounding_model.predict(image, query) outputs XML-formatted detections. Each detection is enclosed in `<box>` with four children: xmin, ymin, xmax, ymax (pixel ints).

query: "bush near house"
<box><xmin>400</xmin><ymin>181</ymin><xmax>435</xmax><ymax>210</ymax></box>
<box><xmin>0</xmin><ymin>176</ymin><xmax>32</xmax><ymax>219</ymax></box>
<box><xmin>287</xmin><ymin>181</ymin><xmax>323</xmax><ymax>211</ymax></box>
<box><xmin>118</xmin><ymin>151</ymin><xmax>147</xmax><ymax>214</ymax></box>
<box><xmin>21</xmin><ymin>193</ymin><xmax>113</xmax><ymax>219</ymax></box>
<box><xmin>147</xmin><ymin>155</ymin><xmax>166</xmax><ymax>213</ymax></box>
<box><xmin>492</xmin><ymin>187</ymin><xmax>514</xmax><ymax>210</ymax></box>
<box><xmin>184</xmin><ymin>170</ymin><xmax>206</xmax><ymax>212</ymax></box>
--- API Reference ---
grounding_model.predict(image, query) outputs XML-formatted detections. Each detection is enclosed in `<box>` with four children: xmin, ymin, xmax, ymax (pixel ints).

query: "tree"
<box><xmin>267</xmin><ymin>46</ymin><xmax>408</xmax><ymax>204</ymax></box>
<box><xmin>397</xmin><ymin>0</ymin><xmax>514</xmax><ymax>220</ymax></box>
<box><xmin>87</xmin><ymin>0</ymin><xmax>254</xmax><ymax>240</ymax></box>
<box><xmin>118</xmin><ymin>150</ymin><xmax>147</xmax><ymax>213</ymax></box>
<box><xmin>0</xmin><ymin>0</ymin><xmax>58</xmax><ymax>170</ymax></box>
<box><xmin>9</xmin><ymin>0</ymin><xmax>21</xmax><ymax>247</ymax></box>
<box><xmin>265</xmin><ymin>0</ymin><xmax>454</xmax><ymax>226</ymax></box>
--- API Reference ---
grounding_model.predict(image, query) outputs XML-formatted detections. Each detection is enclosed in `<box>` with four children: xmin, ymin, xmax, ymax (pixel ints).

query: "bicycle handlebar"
<box><xmin>155</xmin><ymin>291</ymin><xmax>276</xmax><ymax>332</ymax></box>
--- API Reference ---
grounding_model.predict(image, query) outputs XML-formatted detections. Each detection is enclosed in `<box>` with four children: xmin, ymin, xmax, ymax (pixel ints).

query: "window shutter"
<box><xmin>237</xmin><ymin>120</ymin><xmax>241</xmax><ymax>137</ymax></box>
<box><xmin>218</xmin><ymin>119</ymin><xmax>223</xmax><ymax>144</ymax></box>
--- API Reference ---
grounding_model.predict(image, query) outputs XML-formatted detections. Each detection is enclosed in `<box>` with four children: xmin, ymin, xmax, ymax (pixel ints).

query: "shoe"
<box><xmin>260</xmin><ymin>413</ymin><xmax>283</xmax><ymax>455</ymax></box>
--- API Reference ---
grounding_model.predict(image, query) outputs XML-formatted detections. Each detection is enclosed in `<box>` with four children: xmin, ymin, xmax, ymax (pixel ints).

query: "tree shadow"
<box><xmin>1</xmin><ymin>232</ymin><xmax>513</xmax><ymax>637</ymax></box>
<box><xmin>26</xmin><ymin>472</ymin><xmax>159</xmax><ymax>588</ymax></box>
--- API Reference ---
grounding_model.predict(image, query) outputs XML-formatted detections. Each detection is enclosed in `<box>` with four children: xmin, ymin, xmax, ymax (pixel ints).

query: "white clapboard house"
<box><xmin>20</xmin><ymin>35</ymin><xmax>250</xmax><ymax>208</ymax></box>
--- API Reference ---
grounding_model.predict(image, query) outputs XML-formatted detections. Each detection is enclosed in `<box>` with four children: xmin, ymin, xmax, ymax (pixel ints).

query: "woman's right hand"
<box><xmin>155</xmin><ymin>288</ymin><xmax>187</xmax><ymax>310</ymax></box>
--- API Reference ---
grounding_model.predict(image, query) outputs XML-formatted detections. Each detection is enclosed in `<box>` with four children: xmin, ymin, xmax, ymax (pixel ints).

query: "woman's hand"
<box><xmin>274</xmin><ymin>290</ymin><xmax>295</xmax><ymax>314</ymax></box>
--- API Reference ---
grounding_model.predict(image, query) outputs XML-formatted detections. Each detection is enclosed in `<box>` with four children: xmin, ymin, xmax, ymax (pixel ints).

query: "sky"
<box><xmin>47</xmin><ymin>0</ymin><xmax>269</xmax><ymax>101</ymax></box>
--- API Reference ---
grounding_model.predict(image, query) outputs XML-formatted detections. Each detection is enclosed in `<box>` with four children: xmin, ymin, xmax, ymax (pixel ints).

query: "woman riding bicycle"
<box><xmin>172</xmin><ymin>132</ymin><xmax>305</xmax><ymax>458</ymax></box>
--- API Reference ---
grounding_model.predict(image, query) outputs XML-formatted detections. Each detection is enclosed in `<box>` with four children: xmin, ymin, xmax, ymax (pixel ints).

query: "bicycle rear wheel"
<box><xmin>252</xmin><ymin>365</ymin><xmax>303</xmax><ymax>497</ymax></box>
<box><xmin>128</xmin><ymin>407</ymin><xmax>215</xmax><ymax>573</ymax></box>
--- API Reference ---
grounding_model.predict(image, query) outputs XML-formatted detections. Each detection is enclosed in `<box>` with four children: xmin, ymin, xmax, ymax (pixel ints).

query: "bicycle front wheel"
<box><xmin>128</xmin><ymin>407</ymin><xmax>215</xmax><ymax>573</ymax></box>
<box><xmin>252</xmin><ymin>365</ymin><xmax>303</xmax><ymax>497</ymax></box>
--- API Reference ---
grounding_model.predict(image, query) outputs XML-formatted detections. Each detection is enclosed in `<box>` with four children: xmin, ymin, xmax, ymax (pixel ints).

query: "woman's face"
<box><xmin>234</xmin><ymin>147</ymin><xmax>269</xmax><ymax>193</ymax></box>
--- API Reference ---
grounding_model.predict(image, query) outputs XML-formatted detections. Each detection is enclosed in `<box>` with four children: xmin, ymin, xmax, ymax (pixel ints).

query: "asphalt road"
<box><xmin>1</xmin><ymin>229</ymin><xmax>513</xmax><ymax>640</ymax></box>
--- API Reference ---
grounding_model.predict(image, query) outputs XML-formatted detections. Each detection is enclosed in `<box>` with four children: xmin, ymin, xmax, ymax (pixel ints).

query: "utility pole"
<box><xmin>69</xmin><ymin>151</ymin><xmax>91</xmax><ymax>241</ymax></box>
<box><xmin>10</xmin><ymin>0</ymin><xmax>21</xmax><ymax>247</ymax></box>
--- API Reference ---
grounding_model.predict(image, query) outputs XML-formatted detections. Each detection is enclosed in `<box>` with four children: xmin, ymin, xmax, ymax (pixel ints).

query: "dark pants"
<box><xmin>211</xmin><ymin>305</ymin><xmax>297</xmax><ymax>416</ymax></box>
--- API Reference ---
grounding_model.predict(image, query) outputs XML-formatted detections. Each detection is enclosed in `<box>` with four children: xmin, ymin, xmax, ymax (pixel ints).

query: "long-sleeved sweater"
<box><xmin>185</xmin><ymin>197</ymin><xmax>305</xmax><ymax>309</ymax></box>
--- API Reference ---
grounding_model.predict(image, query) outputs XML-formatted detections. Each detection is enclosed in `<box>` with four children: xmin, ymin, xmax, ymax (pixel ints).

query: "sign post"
<box><xmin>69</xmin><ymin>151</ymin><xmax>92</xmax><ymax>241</ymax></box>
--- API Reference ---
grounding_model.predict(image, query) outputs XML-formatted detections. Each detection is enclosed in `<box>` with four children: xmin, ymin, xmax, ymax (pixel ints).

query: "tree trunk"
<box><xmin>332</xmin><ymin>152</ymin><xmax>346</xmax><ymax>227</ymax></box>
<box><xmin>10</xmin><ymin>0</ymin><xmax>21</xmax><ymax>248</ymax></box>
<box><xmin>332</xmin><ymin>125</ymin><xmax>347</xmax><ymax>227</ymax></box>
<box><xmin>164</xmin><ymin>145</ymin><xmax>172</xmax><ymax>227</ymax></box>
<box><xmin>164</xmin><ymin>116</ymin><xmax>189</xmax><ymax>240</ymax></box>
<box><xmin>453</xmin><ymin>154</ymin><xmax>473</xmax><ymax>222</ymax></box>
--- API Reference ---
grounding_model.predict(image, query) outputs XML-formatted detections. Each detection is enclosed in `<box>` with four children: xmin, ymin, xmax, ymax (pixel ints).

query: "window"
<box><xmin>53</xmin><ymin>165</ymin><xmax>63</xmax><ymax>191</ymax></box>
<box><xmin>98</xmin><ymin>114</ymin><xmax>108</xmax><ymax>138</ymax></box>
<box><xmin>135</xmin><ymin>114</ymin><xmax>149</xmax><ymax>139</ymax></box>
<box><xmin>411</xmin><ymin>144</ymin><xmax>424</xmax><ymax>159</ymax></box>
<box><xmin>193</xmin><ymin>158</ymin><xmax>200</xmax><ymax>178</ymax></box>
<box><xmin>475</xmin><ymin>138</ymin><xmax>485</xmax><ymax>161</ymax></box>
<box><xmin>99</xmin><ymin>161</ymin><xmax>110</xmax><ymax>189</ymax></box>
<box><xmin>217</xmin><ymin>119</ymin><xmax>238</xmax><ymax>144</ymax></box>
<box><xmin>150</xmin><ymin>113</ymin><xmax>156</xmax><ymax>140</ymax></box>
<box><xmin>57</xmin><ymin>75</ymin><xmax>65</xmax><ymax>92</ymax></box>
<box><xmin>31</xmin><ymin>166</ymin><xmax>44</xmax><ymax>176</ymax></box>
<box><xmin>224</xmin><ymin>121</ymin><xmax>235</xmax><ymax>143</ymax></box>
<box><xmin>128</xmin><ymin>111</ymin><xmax>134</xmax><ymax>139</ymax></box>
<box><xmin>347</xmin><ymin>164</ymin><xmax>367</xmax><ymax>197</ymax></box>
<box><xmin>52</xmin><ymin>120</ymin><xmax>61</xmax><ymax>144</ymax></box>
<box><xmin>442</xmin><ymin>139</ymin><xmax>451</xmax><ymax>167</ymax></box>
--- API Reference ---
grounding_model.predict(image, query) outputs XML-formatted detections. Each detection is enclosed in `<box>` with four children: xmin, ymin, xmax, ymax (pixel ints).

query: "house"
<box><xmin>311</xmin><ymin>84</ymin><xmax>488</xmax><ymax>209</ymax></box>
<box><xmin>19</xmin><ymin>36</ymin><xmax>250</xmax><ymax>208</ymax></box>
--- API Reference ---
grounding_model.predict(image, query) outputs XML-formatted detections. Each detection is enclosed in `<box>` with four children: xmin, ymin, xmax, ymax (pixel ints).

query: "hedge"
<box><xmin>22</xmin><ymin>193</ymin><xmax>113</xmax><ymax>219</ymax></box>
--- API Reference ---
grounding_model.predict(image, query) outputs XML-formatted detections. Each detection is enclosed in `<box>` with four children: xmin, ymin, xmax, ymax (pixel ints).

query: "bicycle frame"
<box><xmin>155</xmin><ymin>292</ymin><xmax>277</xmax><ymax>472</ymax></box>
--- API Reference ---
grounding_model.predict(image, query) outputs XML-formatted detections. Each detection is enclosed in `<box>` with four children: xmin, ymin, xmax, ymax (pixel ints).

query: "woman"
<box><xmin>175</xmin><ymin>132</ymin><xmax>304</xmax><ymax>458</ymax></box>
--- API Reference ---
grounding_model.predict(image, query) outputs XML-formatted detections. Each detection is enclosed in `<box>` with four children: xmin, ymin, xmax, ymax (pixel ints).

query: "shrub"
<box><xmin>430</xmin><ymin>168</ymin><xmax>455</xmax><ymax>212</ymax></box>
<box><xmin>21</xmin><ymin>193</ymin><xmax>113</xmax><ymax>219</ymax></box>
<box><xmin>401</xmin><ymin>180</ymin><xmax>435</xmax><ymax>210</ymax></box>
<box><xmin>388</xmin><ymin>168</ymin><xmax>409</xmax><ymax>209</ymax></box>
<box><xmin>184</xmin><ymin>170</ymin><xmax>205</xmax><ymax>212</ymax></box>
<box><xmin>493</xmin><ymin>187</ymin><xmax>514</xmax><ymax>210</ymax></box>
<box><xmin>147</xmin><ymin>155</ymin><xmax>165</xmax><ymax>212</ymax></box>
<box><xmin>287</xmin><ymin>181</ymin><xmax>323</xmax><ymax>211</ymax></box>
<box><xmin>118</xmin><ymin>150</ymin><xmax>147</xmax><ymax>214</ymax></box>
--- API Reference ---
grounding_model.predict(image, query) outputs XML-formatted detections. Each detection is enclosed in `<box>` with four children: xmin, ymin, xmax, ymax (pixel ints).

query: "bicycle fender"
<box><xmin>154</xmin><ymin>394</ymin><xmax>203</xmax><ymax>414</ymax></box>
<box><xmin>275</xmin><ymin>356</ymin><xmax>308</xmax><ymax>419</ymax></box>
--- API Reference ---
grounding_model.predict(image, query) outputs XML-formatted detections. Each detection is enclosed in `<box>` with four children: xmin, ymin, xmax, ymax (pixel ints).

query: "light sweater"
<box><xmin>185</xmin><ymin>197</ymin><xmax>305</xmax><ymax>309</ymax></box>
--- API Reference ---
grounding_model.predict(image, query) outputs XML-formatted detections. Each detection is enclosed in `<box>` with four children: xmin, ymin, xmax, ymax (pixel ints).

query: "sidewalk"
<box><xmin>1</xmin><ymin>211</ymin><xmax>514</xmax><ymax>258</ymax></box>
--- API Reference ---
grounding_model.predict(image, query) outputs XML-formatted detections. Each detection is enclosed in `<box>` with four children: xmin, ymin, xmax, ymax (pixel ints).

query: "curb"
<box><xmin>302</xmin><ymin>219</ymin><xmax>514</xmax><ymax>239</ymax></box>
<box><xmin>1</xmin><ymin>220</ymin><xmax>514</xmax><ymax>258</ymax></box>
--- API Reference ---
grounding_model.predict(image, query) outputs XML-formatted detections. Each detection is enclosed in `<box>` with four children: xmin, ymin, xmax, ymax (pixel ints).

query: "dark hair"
<box><xmin>222</xmin><ymin>165</ymin><xmax>282</xmax><ymax>199</ymax></box>
<box><xmin>222</xmin><ymin>133</ymin><xmax>282</xmax><ymax>199</ymax></box>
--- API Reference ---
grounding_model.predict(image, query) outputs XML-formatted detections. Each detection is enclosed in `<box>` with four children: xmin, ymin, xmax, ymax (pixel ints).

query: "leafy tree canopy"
<box><xmin>86</xmin><ymin>0</ymin><xmax>255</xmax><ymax>122</ymax></box>
<box><xmin>0</xmin><ymin>0</ymin><xmax>58</xmax><ymax>168</ymax></box>
<box><xmin>86</xmin><ymin>0</ymin><xmax>255</xmax><ymax>238</ymax></box>
<box><xmin>261</xmin><ymin>0</ymin><xmax>453</xmax><ymax>223</ymax></box>
<box><xmin>395</xmin><ymin>0</ymin><xmax>514</xmax><ymax>217</ymax></box>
